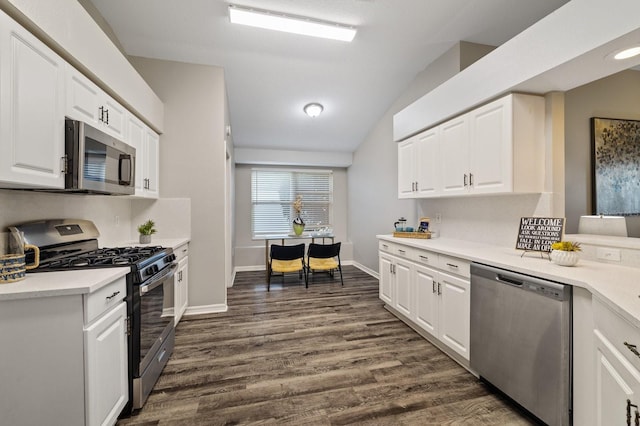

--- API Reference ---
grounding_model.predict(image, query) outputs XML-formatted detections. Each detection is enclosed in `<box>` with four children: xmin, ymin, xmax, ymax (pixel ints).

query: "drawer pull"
<box><xmin>398</xmin><ymin>249</ymin><xmax>406</xmax><ymax>254</ymax></box>
<box><xmin>106</xmin><ymin>291</ymin><xmax>121</xmax><ymax>301</ymax></box>
<box><xmin>625</xmin><ymin>342</ymin><xmax>640</xmax><ymax>358</ymax></box>
<box><xmin>419</xmin><ymin>255</ymin><xmax>429</xmax><ymax>261</ymax></box>
<box><xmin>446</xmin><ymin>263</ymin><xmax>459</xmax><ymax>269</ymax></box>
<box><xmin>382</xmin><ymin>244</ymin><xmax>388</xmax><ymax>249</ymax></box>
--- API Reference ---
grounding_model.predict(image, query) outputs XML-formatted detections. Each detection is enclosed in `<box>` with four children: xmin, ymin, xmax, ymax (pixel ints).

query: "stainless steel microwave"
<box><xmin>63</xmin><ymin>118</ymin><xmax>135</xmax><ymax>195</ymax></box>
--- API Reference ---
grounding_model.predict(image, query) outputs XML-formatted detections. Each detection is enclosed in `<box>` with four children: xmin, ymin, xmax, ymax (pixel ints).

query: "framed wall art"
<box><xmin>591</xmin><ymin>117</ymin><xmax>640</xmax><ymax>215</ymax></box>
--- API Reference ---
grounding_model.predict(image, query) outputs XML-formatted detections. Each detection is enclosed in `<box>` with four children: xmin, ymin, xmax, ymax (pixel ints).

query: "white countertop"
<box><xmin>0</xmin><ymin>267</ymin><xmax>130</xmax><ymax>301</ymax></box>
<box><xmin>111</xmin><ymin>237</ymin><xmax>190</xmax><ymax>250</ymax></box>
<box><xmin>378</xmin><ymin>235</ymin><xmax>640</xmax><ymax>328</ymax></box>
<box><xmin>0</xmin><ymin>237</ymin><xmax>190</xmax><ymax>302</ymax></box>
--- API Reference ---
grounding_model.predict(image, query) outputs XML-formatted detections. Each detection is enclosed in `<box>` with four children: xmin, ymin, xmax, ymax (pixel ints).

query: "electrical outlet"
<box><xmin>435</xmin><ymin>213</ymin><xmax>442</xmax><ymax>223</ymax></box>
<box><xmin>597</xmin><ymin>247</ymin><xmax>621</xmax><ymax>262</ymax></box>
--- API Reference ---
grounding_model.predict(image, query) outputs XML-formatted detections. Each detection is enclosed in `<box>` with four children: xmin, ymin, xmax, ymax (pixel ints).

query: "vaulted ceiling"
<box><xmin>88</xmin><ymin>0</ymin><xmax>570</xmax><ymax>153</ymax></box>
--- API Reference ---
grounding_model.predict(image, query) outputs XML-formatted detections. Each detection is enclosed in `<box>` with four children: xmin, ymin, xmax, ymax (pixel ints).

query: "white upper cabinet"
<box><xmin>440</xmin><ymin>115</ymin><xmax>469</xmax><ymax>196</ymax></box>
<box><xmin>397</xmin><ymin>93</ymin><xmax>545</xmax><ymax>199</ymax></box>
<box><xmin>397</xmin><ymin>136</ymin><xmax>417</xmax><ymax>198</ymax></box>
<box><xmin>144</xmin><ymin>129</ymin><xmax>160</xmax><ymax>198</ymax></box>
<box><xmin>127</xmin><ymin>114</ymin><xmax>160</xmax><ymax>199</ymax></box>
<box><xmin>0</xmin><ymin>10</ymin><xmax>65</xmax><ymax>189</ymax></box>
<box><xmin>397</xmin><ymin>127</ymin><xmax>440</xmax><ymax>199</ymax></box>
<box><xmin>66</xmin><ymin>65</ymin><xmax>126</xmax><ymax>140</ymax></box>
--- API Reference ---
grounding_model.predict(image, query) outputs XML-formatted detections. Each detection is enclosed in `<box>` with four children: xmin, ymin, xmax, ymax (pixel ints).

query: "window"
<box><xmin>251</xmin><ymin>169</ymin><xmax>333</xmax><ymax>237</ymax></box>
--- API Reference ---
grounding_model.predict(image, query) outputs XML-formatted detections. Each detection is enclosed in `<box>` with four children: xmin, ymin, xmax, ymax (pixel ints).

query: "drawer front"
<box><xmin>594</xmin><ymin>297</ymin><xmax>640</xmax><ymax>371</ymax></box>
<box><xmin>174</xmin><ymin>243</ymin><xmax>189</xmax><ymax>262</ymax></box>
<box><xmin>378</xmin><ymin>241</ymin><xmax>412</xmax><ymax>259</ymax></box>
<box><xmin>413</xmin><ymin>249</ymin><xmax>438</xmax><ymax>267</ymax></box>
<box><xmin>84</xmin><ymin>277</ymin><xmax>126</xmax><ymax>325</ymax></box>
<box><xmin>438</xmin><ymin>254</ymin><xmax>470</xmax><ymax>278</ymax></box>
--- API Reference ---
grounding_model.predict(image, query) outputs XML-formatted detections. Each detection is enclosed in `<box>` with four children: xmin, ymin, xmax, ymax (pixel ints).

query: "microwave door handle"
<box><xmin>119</xmin><ymin>154</ymin><xmax>133</xmax><ymax>186</ymax></box>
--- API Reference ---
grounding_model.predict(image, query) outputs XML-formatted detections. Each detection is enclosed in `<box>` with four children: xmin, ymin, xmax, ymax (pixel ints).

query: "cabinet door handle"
<box><xmin>432</xmin><ymin>281</ymin><xmax>436</xmax><ymax>294</ymax></box>
<box><xmin>469</xmin><ymin>173</ymin><xmax>474</xmax><ymax>186</ymax></box>
<box><xmin>437</xmin><ymin>282</ymin><xmax>441</xmax><ymax>295</ymax></box>
<box><xmin>61</xmin><ymin>156</ymin><xmax>68</xmax><ymax>174</ymax></box>
<box><xmin>106</xmin><ymin>290</ymin><xmax>120</xmax><ymax>301</ymax></box>
<box><xmin>463</xmin><ymin>174</ymin><xmax>468</xmax><ymax>187</ymax></box>
<box><xmin>99</xmin><ymin>106</ymin><xmax>104</xmax><ymax>122</ymax></box>
<box><xmin>625</xmin><ymin>342</ymin><xmax>640</xmax><ymax>358</ymax></box>
<box><xmin>627</xmin><ymin>399</ymin><xmax>639</xmax><ymax>426</ymax></box>
<box><xmin>105</xmin><ymin>109</ymin><xmax>109</xmax><ymax>125</ymax></box>
<box><xmin>415</xmin><ymin>181</ymin><xmax>419</xmax><ymax>191</ymax></box>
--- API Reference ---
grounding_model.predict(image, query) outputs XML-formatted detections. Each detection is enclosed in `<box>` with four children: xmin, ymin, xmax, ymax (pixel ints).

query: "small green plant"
<box><xmin>137</xmin><ymin>219</ymin><xmax>157</xmax><ymax>236</ymax></box>
<box><xmin>551</xmin><ymin>241</ymin><xmax>581</xmax><ymax>252</ymax></box>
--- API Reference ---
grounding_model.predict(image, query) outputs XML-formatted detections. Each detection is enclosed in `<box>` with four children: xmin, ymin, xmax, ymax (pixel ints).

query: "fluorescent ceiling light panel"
<box><xmin>229</xmin><ymin>5</ymin><xmax>356</xmax><ymax>42</ymax></box>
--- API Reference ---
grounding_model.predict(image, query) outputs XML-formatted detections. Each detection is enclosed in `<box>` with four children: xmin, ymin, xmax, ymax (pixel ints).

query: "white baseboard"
<box><xmin>352</xmin><ymin>261</ymin><xmax>379</xmax><ymax>279</ymax></box>
<box><xmin>184</xmin><ymin>304</ymin><xmax>228</xmax><ymax>316</ymax></box>
<box><xmin>235</xmin><ymin>265</ymin><xmax>265</xmax><ymax>272</ymax></box>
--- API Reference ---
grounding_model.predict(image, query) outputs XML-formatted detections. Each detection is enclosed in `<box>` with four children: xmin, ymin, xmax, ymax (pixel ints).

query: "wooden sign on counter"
<box><xmin>515</xmin><ymin>217</ymin><xmax>565</xmax><ymax>253</ymax></box>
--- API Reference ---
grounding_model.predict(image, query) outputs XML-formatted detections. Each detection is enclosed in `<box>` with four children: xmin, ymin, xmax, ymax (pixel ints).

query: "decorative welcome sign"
<box><xmin>516</xmin><ymin>217</ymin><xmax>565</xmax><ymax>253</ymax></box>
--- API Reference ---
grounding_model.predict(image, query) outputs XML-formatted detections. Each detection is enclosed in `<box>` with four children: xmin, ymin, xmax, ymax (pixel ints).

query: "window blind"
<box><xmin>251</xmin><ymin>169</ymin><xmax>333</xmax><ymax>236</ymax></box>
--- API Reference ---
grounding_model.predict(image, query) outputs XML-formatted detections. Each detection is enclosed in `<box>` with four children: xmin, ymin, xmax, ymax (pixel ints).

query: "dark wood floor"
<box><xmin>118</xmin><ymin>266</ymin><xmax>535</xmax><ymax>425</ymax></box>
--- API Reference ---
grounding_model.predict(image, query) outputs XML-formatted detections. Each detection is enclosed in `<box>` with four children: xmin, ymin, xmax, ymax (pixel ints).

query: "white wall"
<box><xmin>233</xmin><ymin>164</ymin><xmax>351</xmax><ymax>268</ymax></box>
<box><xmin>564</xmin><ymin>69</ymin><xmax>640</xmax><ymax>233</ymax></box>
<box><xmin>348</xmin><ymin>42</ymin><xmax>494</xmax><ymax>272</ymax></box>
<box><xmin>130</xmin><ymin>56</ymin><xmax>229</xmax><ymax>311</ymax></box>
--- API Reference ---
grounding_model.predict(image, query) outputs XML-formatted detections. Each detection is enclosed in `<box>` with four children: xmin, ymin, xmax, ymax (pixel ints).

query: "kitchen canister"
<box><xmin>0</xmin><ymin>230</ymin><xmax>40</xmax><ymax>283</ymax></box>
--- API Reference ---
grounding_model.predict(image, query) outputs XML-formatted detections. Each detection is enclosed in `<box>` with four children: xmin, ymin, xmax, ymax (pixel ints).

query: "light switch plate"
<box><xmin>597</xmin><ymin>247</ymin><xmax>621</xmax><ymax>262</ymax></box>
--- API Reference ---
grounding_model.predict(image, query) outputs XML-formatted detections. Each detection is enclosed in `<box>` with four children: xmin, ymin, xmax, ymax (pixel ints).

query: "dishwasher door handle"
<box><xmin>496</xmin><ymin>274</ymin><xmax>524</xmax><ymax>287</ymax></box>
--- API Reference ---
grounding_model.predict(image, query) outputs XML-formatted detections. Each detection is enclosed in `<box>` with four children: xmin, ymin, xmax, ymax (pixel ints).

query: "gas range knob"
<box><xmin>165</xmin><ymin>254</ymin><xmax>176</xmax><ymax>263</ymax></box>
<box><xmin>145</xmin><ymin>265</ymin><xmax>158</xmax><ymax>276</ymax></box>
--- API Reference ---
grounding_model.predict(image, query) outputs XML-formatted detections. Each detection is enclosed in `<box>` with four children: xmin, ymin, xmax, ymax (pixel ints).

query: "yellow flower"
<box><xmin>293</xmin><ymin>195</ymin><xmax>303</xmax><ymax>215</ymax></box>
<box><xmin>551</xmin><ymin>241</ymin><xmax>581</xmax><ymax>252</ymax></box>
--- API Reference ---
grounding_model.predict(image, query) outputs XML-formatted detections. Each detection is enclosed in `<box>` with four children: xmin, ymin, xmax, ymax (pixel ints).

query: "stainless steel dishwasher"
<box><xmin>470</xmin><ymin>263</ymin><xmax>572</xmax><ymax>426</ymax></box>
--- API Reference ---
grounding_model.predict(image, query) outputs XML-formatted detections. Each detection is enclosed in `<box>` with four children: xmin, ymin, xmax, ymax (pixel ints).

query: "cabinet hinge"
<box><xmin>125</xmin><ymin>317</ymin><xmax>131</xmax><ymax>336</ymax></box>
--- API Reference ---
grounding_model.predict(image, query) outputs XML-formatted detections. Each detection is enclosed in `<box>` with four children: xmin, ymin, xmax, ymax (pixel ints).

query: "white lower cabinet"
<box><xmin>438</xmin><ymin>271</ymin><xmax>470</xmax><ymax>359</ymax></box>
<box><xmin>0</xmin><ymin>276</ymin><xmax>128</xmax><ymax>426</ymax></box>
<box><xmin>592</xmin><ymin>297</ymin><xmax>640</xmax><ymax>425</ymax></box>
<box><xmin>84</xmin><ymin>301</ymin><xmax>128</xmax><ymax>426</ymax></box>
<box><xmin>379</xmin><ymin>240</ymin><xmax>471</xmax><ymax>361</ymax></box>
<box><xmin>174</xmin><ymin>243</ymin><xmax>189</xmax><ymax>325</ymax></box>
<box><xmin>378</xmin><ymin>251</ymin><xmax>413</xmax><ymax>318</ymax></box>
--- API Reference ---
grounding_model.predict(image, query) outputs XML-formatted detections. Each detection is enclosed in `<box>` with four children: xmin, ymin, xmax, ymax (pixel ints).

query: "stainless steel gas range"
<box><xmin>13</xmin><ymin>219</ymin><xmax>176</xmax><ymax>414</ymax></box>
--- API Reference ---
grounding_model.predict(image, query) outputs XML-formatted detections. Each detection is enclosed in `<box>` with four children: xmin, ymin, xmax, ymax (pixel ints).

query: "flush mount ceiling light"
<box><xmin>613</xmin><ymin>46</ymin><xmax>640</xmax><ymax>60</ymax></box>
<box><xmin>229</xmin><ymin>5</ymin><xmax>356</xmax><ymax>42</ymax></box>
<box><xmin>304</xmin><ymin>103</ymin><xmax>324</xmax><ymax>117</ymax></box>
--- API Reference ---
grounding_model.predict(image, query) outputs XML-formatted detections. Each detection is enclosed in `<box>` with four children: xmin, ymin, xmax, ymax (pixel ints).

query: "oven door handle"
<box><xmin>140</xmin><ymin>263</ymin><xmax>177</xmax><ymax>294</ymax></box>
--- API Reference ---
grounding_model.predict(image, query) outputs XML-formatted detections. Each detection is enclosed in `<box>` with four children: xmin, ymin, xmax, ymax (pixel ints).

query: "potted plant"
<box><xmin>550</xmin><ymin>241</ymin><xmax>581</xmax><ymax>266</ymax></box>
<box><xmin>137</xmin><ymin>219</ymin><xmax>157</xmax><ymax>244</ymax></box>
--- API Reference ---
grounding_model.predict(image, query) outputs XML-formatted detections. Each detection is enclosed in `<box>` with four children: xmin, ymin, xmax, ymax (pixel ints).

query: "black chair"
<box><xmin>268</xmin><ymin>243</ymin><xmax>307</xmax><ymax>291</ymax></box>
<box><xmin>306</xmin><ymin>242</ymin><xmax>343</xmax><ymax>286</ymax></box>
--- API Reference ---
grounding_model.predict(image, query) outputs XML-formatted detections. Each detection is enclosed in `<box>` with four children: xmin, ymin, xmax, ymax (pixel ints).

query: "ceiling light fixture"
<box><xmin>304</xmin><ymin>103</ymin><xmax>324</xmax><ymax>118</ymax></box>
<box><xmin>613</xmin><ymin>46</ymin><xmax>640</xmax><ymax>60</ymax></box>
<box><xmin>229</xmin><ymin>5</ymin><xmax>356</xmax><ymax>42</ymax></box>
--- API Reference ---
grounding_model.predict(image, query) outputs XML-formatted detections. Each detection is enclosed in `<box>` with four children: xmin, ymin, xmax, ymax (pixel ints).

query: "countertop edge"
<box><xmin>0</xmin><ymin>268</ymin><xmax>130</xmax><ymax>301</ymax></box>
